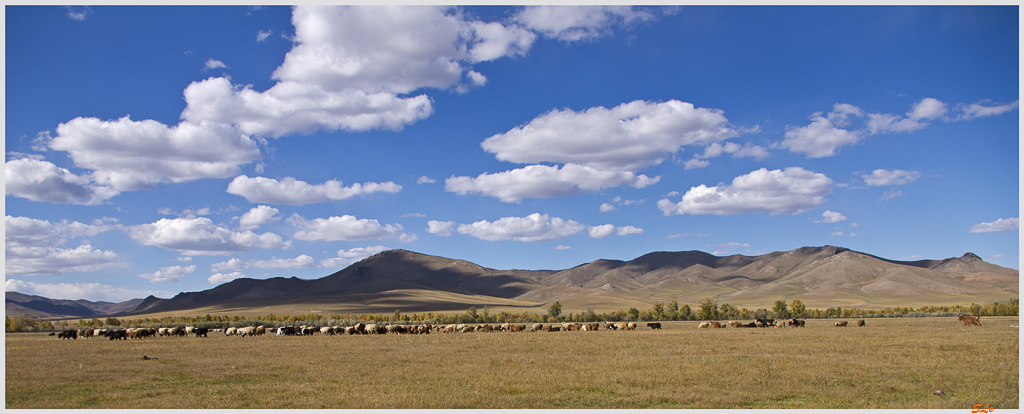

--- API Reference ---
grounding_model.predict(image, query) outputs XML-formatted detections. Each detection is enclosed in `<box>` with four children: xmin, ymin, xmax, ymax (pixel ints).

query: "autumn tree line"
<box><xmin>6</xmin><ymin>298</ymin><xmax>1018</xmax><ymax>332</ymax></box>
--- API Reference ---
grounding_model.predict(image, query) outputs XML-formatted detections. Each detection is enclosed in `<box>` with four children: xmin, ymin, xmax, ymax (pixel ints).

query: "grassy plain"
<box><xmin>6</xmin><ymin>317</ymin><xmax>1018</xmax><ymax>409</ymax></box>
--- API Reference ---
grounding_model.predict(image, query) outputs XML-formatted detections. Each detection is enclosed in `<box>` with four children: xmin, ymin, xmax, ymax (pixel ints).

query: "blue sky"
<box><xmin>5</xmin><ymin>6</ymin><xmax>1019</xmax><ymax>302</ymax></box>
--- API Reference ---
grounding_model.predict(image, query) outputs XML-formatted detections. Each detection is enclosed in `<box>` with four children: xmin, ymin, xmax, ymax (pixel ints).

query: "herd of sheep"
<box><xmin>52</xmin><ymin>316</ymin><xmax>987</xmax><ymax>340</ymax></box>
<box><xmin>51</xmin><ymin>321</ymin><xmax>662</xmax><ymax>340</ymax></box>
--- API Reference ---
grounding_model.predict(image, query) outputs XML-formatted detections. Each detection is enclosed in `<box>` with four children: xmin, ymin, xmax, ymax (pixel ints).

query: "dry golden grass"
<box><xmin>6</xmin><ymin>317</ymin><xmax>1018</xmax><ymax>409</ymax></box>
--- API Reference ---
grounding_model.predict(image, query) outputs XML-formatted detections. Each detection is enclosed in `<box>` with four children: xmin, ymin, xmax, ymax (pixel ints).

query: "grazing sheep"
<box><xmin>627</xmin><ymin>322</ymin><xmax>637</xmax><ymax>330</ymax></box>
<box><xmin>546</xmin><ymin>325</ymin><xmax>561</xmax><ymax>332</ymax></box>
<box><xmin>225</xmin><ymin>327</ymin><xmax>238</xmax><ymax>336</ymax></box>
<box><xmin>711</xmin><ymin>321</ymin><xmax>721</xmax><ymax>328</ymax></box>
<box><xmin>532</xmin><ymin>323</ymin><xmax>544</xmax><ymax>332</ymax></box>
<box><xmin>834</xmin><ymin>321</ymin><xmax>848</xmax><ymax>327</ymax></box>
<box><xmin>958</xmin><ymin>315</ymin><xmax>981</xmax><ymax>326</ymax></box>
<box><xmin>788</xmin><ymin>319</ymin><xmax>805</xmax><ymax>327</ymax></box>
<box><xmin>697</xmin><ymin>322</ymin><xmax>711</xmax><ymax>329</ymax></box>
<box><xmin>775</xmin><ymin>320</ymin><xmax>786</xmax><ymax>328</ymax></box>
<box><xmin>647</xmin><ymin>322</ymin><xmax>662</xmax><ymax>330</ymax></box>
<box><xmin>615</xmin><ymin>322</ymin><xmax>629</xmax><ymax>331</ymax></box>
<box><xmin>57</xmin><ymin>329</ymin><xmax>77</xmax><ymax>340</ymax></box>
<box><xmin>856</xmin><ymin>320</ymin><xmax>865</xmax><ymax>327</ymax></box>
<box><xmin>461</xmin><ymin>325</ymin><xmax>475</xmax><ymax>333</ymax></box>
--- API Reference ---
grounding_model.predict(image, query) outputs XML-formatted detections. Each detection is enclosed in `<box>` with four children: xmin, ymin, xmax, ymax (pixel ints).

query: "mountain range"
<box><xmin>7</xmin><ymin>246</ymin><xmax>1018</xmax><ymax>319</ymax></box>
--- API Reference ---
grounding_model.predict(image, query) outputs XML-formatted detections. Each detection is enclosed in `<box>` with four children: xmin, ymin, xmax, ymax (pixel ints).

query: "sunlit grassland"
<box><xmin>6</xmin><ymin>317</ymin><xmax>1018</xmax><ymax>409</ymax></box>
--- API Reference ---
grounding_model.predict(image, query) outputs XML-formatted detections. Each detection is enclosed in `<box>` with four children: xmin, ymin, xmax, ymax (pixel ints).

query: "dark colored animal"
<box><xmin>194</xmin><ymin>327</ymin><xmax>209</xmax><ymax>337</ymax></box>
<box><xmin>106</xmin><ymin>329</ymin><xmax>128</xmax><ymax>340</ymax></box>
<box><xmin>856</xmin><ymin>320</ymin><xmax>865</xmax><ymax>327</ymax></box>
<box><xmin>788</xmin><ymin>319</ymin><xmax>805</xmax><ymax>327</ymax></box>
<box><xmin>647</xmin><ymin>322</ymin><xmax>662</xmax><ymax>329</ymax></box>
<box><xmin>958</xmin><ymin>315</ymin><xmax>981</xmax><ymax>326</ymax></box>
<box><xmin>57</xmin><ymin>329</ymin><xmax>77</xmax><ymax>340</ymax></box>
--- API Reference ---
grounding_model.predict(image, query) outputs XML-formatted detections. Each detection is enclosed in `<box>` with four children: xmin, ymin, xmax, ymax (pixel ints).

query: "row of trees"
<box><xmin>7</xmin><ymin>298</ymin><xmax>1017</xmax><ymax>332</ymax></box>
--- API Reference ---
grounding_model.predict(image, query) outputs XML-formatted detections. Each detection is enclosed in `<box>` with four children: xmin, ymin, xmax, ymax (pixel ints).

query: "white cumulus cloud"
<box><xmin>128</xmin><ymin>217</ymin><xmax>290</xmax><ymax>256</ymax></box>
<box><xmin>426</xmin><ymin>220</ymin><xmax>456</xmax><ymax>237</ymax></box>
<box><xmin>227</xmin><ymin>175</ymin><xmax>401</xmax><ymax>205</ymax></box>
<box><xmin>445</xmin><ymin>163</ymin><xmax>658</xmax><ymax>203</ymax></box>
<box><xmin>138</xmin><ymin>265</ymin><xmax>196</xmax><ymax>284</ymax></box>
<box><xmin>5</xmin><ymin>157</ymin><xmax>118</xmax><ymax>205</ymax></box>
<box><xmin>481</xmin><ymin>99</ymin><xmax>738</xmax><ymax>171</ymax></box>
<box><xmin>658</xmin><ymin>167</ymin><xmax>834</xmax><ymax>216</ymax></box>
<box><xmin>205</xmin><ymin>59</ymin><xmax>228</xmax><ymax>70</ymax></box>
<box><xmin>781</xmin><ymin>106</ymin><xmax>863</xmax><ymax>158</ymax></box>
<box><xmin>5</xmin><ymin>215</ymin><xmax>125</xmax><ymax>276</ymax></box>
<box><xmin>289</xmin><ymin>214</ymin><xmax>402</xmax><ymax>241</ymax></box>
<box><xmin>589</xmin><ymin>224</ymin><xmax>643</xmax><ymax>238</ymax></box>
<box><xmin>237</xmin><ymin>205</ymin><xmax>281</xmax><ymax>231</ymax></box>
<box><xmin>817</xmin><ymin>210</ymin><xmax>847</xmax><ymax>223</ymax></box>
<box><xmin>182</xmin><ymin>6</ymin><xmax>540</xmax><ymax>137</ymax></box>
<box><xmin>969</xmin><ymin>218</ymin><xmax>1019</xmax><ymax>234</ymax></box>
<box><xmin>211</xmin><ymin>254</ymin><xmax>317</xmax><ymax>273</ymax></box>
<box><xmin>862</xmin><ymin>169</ymin><xmax>921</xmax><ymax>186</ymax></box>
<box><xmin>513</xmin><ymin>6</ymin><xmax>655</xmax><ymax>42</ymax></box>
<box><xmin>48</xmin><ymin>116</ymin><xmax>261</xmax><ymax>193</ymax></box>
<box><xmin>209</xmin><ymin>272</ymin><xmax>247</xmax><ymax>285</ymax></box>
<box><xmin>457</xmin><ymin>213</ymin><xmax>585</xmax><ymax>242</ymax></box>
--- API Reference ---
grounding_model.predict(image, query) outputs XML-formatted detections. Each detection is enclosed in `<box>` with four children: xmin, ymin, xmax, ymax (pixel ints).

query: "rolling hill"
<box><xmin>7</xmin><ymin>246</ymin><xmax>1018</xmax><ymax>319</ymax></box>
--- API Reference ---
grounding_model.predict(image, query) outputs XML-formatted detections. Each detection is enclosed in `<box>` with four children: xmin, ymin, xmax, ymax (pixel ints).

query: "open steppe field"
<box><xmin>6</xmin><ymin>317</ymin><xmax>1018</xmax><ymax>409</ymax></box>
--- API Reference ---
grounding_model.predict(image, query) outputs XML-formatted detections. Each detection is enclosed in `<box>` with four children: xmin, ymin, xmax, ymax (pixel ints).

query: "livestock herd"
<box><xmin>48</xmin><ymin>315</ymin><xmax>985</xmax><ymax>340</ymax></box>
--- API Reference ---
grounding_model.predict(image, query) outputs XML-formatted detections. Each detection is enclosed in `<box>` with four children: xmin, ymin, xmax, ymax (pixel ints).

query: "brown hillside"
<box><xmin>8</xmin><ymin>246</ymin><xmax>1016</xmax><ymax>319</ymax></box>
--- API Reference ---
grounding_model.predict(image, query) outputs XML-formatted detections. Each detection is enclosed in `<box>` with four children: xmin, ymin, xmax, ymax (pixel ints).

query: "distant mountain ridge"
<box><xmin>6</xmin><ymin>246</ymin><xmax>1018</xmax><ymax>318</ymax></box>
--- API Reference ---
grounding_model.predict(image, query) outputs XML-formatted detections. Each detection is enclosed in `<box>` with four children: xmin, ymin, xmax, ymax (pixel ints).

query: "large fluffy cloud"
<box><xmin>181</xmin><ymin>6</ymin><xmax>540</xmax><ymax>137</ymax></box>
<box><xmin>48</xmin><ymin>117</ymin><xmax>261</xmax><ymax>192</ymax></box>
<box><xmin>457</xmin><ymin>213</ymin><xmax>585</xmax><ymax>242</ymax></box>
<box><xmin>449</xmin><ymin>99</ymin><xmax>741</xmax><ymax>202</ymax></box>
<box><xmin>289</xmin><ymin>214</ymin><xmax>402</xmax><ymax>241</ymax></box>
<box><xmin>5</xmin><ymin>216</ymin><xmax>125</xmax><ymax>276</ymax></box>
<box><xmin>128</xmin><ymin>217</ymin><xmax>290</xmax><ymax>256</ymax></box>
<box><xmin>227</xmin><ymin>175</ymin><xmax>401</xmax><ymax>205</ymax></box>
<box><xmin>658</xmin><ymin>167</ymin><xmax>834</xmax><ymax>216</ymax></box>
<box><xmin>445</xmin><ymin>164</ymin><xmax>658</xmax><ymax>203</ymax></box>
<box><xmin>480</xmin><ymin>100</ymin><xmax>738</xmax><ymax>171</ymax></box>
<box><xmin>5</xmin><ymin>158</ymin><xmax>118</xmax><ymax>205</ymax></box>
<box><xmin>5</xmin><ymin>278</ymin><xmax>173</xmax><ymax>302</ymax></box>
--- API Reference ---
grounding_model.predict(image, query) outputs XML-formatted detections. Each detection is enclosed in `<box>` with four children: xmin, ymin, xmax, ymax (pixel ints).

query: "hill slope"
<box><xmin>7</xmin><ymin>246</ymin><xmax>1018</xmax><ymax>318</ymax></box>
